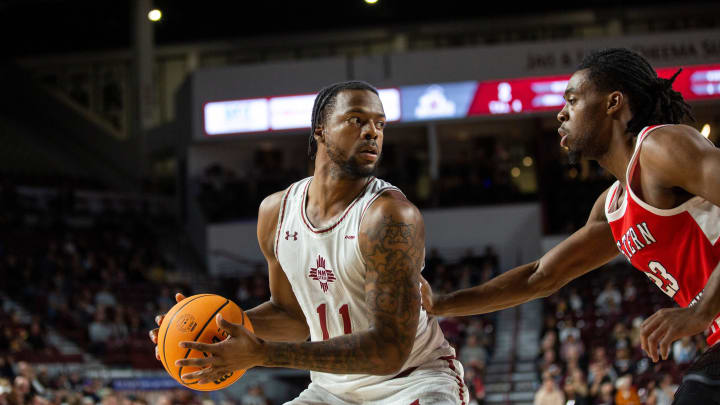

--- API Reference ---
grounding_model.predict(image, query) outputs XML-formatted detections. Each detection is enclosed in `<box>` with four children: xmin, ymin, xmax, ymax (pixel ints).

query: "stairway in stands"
<box><xmin>483</xmin><ymin>300</ymin><xmax>542</xmax><ymax>405</ymax></box>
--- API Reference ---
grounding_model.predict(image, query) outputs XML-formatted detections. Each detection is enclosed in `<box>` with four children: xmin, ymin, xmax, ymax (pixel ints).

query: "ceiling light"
<box><xmin>701</xmin><ymin>123</ymin><xmax>711</xmax><ymax>138</ymax></box>
<box><xmin>148</xmin><ymin>9</ymin><xmax>162</xmax><ymax>22</ymax></box>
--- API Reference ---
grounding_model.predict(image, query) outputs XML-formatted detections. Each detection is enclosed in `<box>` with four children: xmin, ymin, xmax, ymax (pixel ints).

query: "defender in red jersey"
<box><xmin>421</xmin><ymin>48</ymin><xmax>720</xmax><ymax>404</ymax></box>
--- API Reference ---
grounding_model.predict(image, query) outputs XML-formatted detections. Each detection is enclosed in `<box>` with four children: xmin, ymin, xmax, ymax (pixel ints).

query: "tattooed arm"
<box><xmin>261</xmin><ymin>191</ymin><xmax>423</xmax><ymax>374</ymax></box>
<box><xmin>176</xmin><ymin>191</ymin><xmax>423</xmax><ymax>381</ymax></box>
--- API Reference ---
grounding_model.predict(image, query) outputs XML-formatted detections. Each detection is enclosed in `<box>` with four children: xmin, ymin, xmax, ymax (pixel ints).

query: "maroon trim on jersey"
<box><xmin>440</xmin><ymin>356</ymin><xmax>467</xmax><ymax>405</ymax></box>
<box><xmin>300</xmin><ymin>177</ymin><xmax>376</xmax><ymax>234</ymax></box>
<box><xmin>359</xmin><ymin>186</ymin><xmax>401</xmax><ymax>223</ymax></box>
<box><xmin>391</xmin><ymin>366</ymin><xmax>419</xmax><ymax>380</ymax></box>
<box><xmin>275</xmin><ymin>183</ymin><xmax>295</xmax><ymax>258</ymax></box>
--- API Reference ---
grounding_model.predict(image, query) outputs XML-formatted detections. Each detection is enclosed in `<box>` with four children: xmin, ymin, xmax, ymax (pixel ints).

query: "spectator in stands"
<box><xmin>425</xmin><ymin>248</ymin><xmax>444</xmax><ymax>274</ymax></box>
<box><xmin>588</xmin><ymin>347</ymin><xmax>617</xmax><ymax>398</ymax></box>
<box><xmin>534</xmin><ymin>371</ymin><xmax>565</xmax><ymax>405</ymax></box>
<box><xmin>614</xmin><ymin>374</ymin><xmax>640</xmax><ymax>405</ymax></box>
<box><xmin>155</xmin><ymin>287</ymin><xmax>176</xmax><ymax>313</ymax></box>
<box><xmin>595</xmin><ymin>280</ymin><xmax>622</xmax><ymax>315</ymax></box>
<box><xmin>558</xmin><ymin>320</ymin><xmax>580</xmax><ymax>343</ymax></box>
<box><xmin>460</xmin><ymin>334</ymin><xmax>488</xmax><ymax>370</ymax></box>
<box><xmin>109</xmin><ymin>306</ymin><xmax>129</xmax><ymax>342</ymax></box>
<box><xmin>16</xmin><ymin>362</ymin><xmax>45</xmax><ymax>398</ymax></box>
<box><xmin>465</xmin><ymin>318</ymin><xmax>492</xmax><ymax>352</ymax></box>
<box><xmin>614</xmin><ymin>347</ymin><xmax>635</xmax><ymax>376</ymax></box>
<box><xmin>563</xmin><ymin>368</ymin><xmax>589</xmax><ymax>405</ymax></box>
<box><xmin>629</xmin><ymin>316</ymin><xmax>644</xmax><ymax>349</ymax></box>
<box><xmin>595</xmin><ymin>381</ymin><xmax>615</xmax><ymax>405</ymax></box>
<box><xmin>25</xmin><ymin>320</ymin><xmax>47</xmax><ymax>352</ymax></box>
<box><xmin>88</xmin><ymin>307</ymin><xmax>113</xmax><ymax>355</ymax></box>
<box><xmin>438</xmin><ymin>316</ymin><xmax>462</xmax><ymax>343</ymax></box>
<box><xmin>623</xmin><ymin>278</ymin><xmax>637</xmax><ymax>304</ymax></box>
<box><xmin>464</xmin><ymin>365</ymin><xmax>485</xmax><ymax>405</ymax></box>
<box><xmin>568</xmin><ymin>287</ymin><xmax>583</xmax><ymax>315</ymax></box>
<box><xmin>655</xmin><ymin>374</ymin><xmax>677</xmax><ymax>405</ymax></box>
<box><xmin>560</xmin><ymin>333</ymin><xmax>584</xmax><ymax>364</ymax></box>
<box><xmin>672</xmin><ymin>336</ymin><xmax>696</xmax><ymax>365</ymax></box>
<box><xmin>538</xmin><ymin>350</ymin><xmax>562</xmax><ymax>380</ymax></box>
<box><xmin>458</xmin><ymin>265</ymin><xmax>474</xmax><ymax>290</ymax></box>
<box><xmin>240</xmin><ymin>384</ymin><xmax>271</xmax><ymax>405</ymax></box>
<box><xmin>0</xmin><ymin>378</ymin><xmax>11</xmax><ymax>403</ymax></box>
<box><xmin>0</xmin><ymin>357</ymin><xmax>13</xmax><ymax>379</ymax></box>
<box><xmin>479</xmin><ymin>261</ymin><xmax>494</xmax><ymax>285</ymax></box>
<box><xmin>75</xmin><ymin>288</ymin><xmax>97</xmax><ymax>324</ymax></box>
<box><xmin>460</xmin><ymin>248</ymin><xmax>479</xmax><ymax>269</ymax></box>
<box><xmin>46</xmin><ymin>285</ymin><xmax>68</xmax><ymax>324</ymax></box>
<box><xmin>645</xmin><ymin>374</ymin><xmax>677</xmax><ymax>405</ymax></box>
<box><xmin>611</xmin><ymin>323</ymin><xmax>631</xmax><ymax>351</ymax></box>
<box><xmin>553</xmin><ymin>299</ymin><xmax>569</xmax><ymax>319</ymax></box>
<box><xmin>9</xmin><ymin>376</ymin><xmax>31</xmax><ymax>405</ymax></box>
<box><xmin>540</xmin><ymin>330</ymin><xmax>559</xmax><ymax>358</ymax></box>
<box><xmin>94</xmin><ymin>286</ymin><xmax>117</xmax><ymax>308</ymax></box>
<box><xmin>481</xmin><ymin>245</ymin><xmax>499</xmax><ymax>274</ymax></box>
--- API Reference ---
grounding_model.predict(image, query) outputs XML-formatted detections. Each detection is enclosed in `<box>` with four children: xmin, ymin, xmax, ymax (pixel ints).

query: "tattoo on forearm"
<box><xmin>264</xmin><ymin>213</ymin><xmax>423</xmax><ymax>374</ymax></box>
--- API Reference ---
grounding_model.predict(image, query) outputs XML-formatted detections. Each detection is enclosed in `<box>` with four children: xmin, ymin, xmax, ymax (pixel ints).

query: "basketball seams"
<box><xmin>160</xmin><ymin>294</ymin><xmax>213</xmax><ymax>375</ymax></box>
<box><xmin>177</xmin><ymin>299</ymin><xmax>231</xmax><ymax>384</ymax></box>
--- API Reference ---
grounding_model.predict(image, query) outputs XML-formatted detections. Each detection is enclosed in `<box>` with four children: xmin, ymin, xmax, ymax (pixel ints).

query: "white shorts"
<box><xmin>284</xmin><ymin>357</ymin><xmax>468</xmax><ymax>405</ymax></box>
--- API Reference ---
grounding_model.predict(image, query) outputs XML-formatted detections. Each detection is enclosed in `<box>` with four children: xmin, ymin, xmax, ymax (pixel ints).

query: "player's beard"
<box><xmin>326</xmin><ymin>139</ymin><xmax>380</xmax><ymax>180</ymax></box>
<box><xmin>566</xmin><ymin>130</ymin><xmax>608</xmax><ymax>164</ymax></box>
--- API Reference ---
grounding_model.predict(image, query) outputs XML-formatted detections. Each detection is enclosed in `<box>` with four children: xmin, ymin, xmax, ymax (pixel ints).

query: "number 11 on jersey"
<box><xmin>316</xmin><ymin>303</ymin><xmax>352</xmax><ymax>340</ymax></box>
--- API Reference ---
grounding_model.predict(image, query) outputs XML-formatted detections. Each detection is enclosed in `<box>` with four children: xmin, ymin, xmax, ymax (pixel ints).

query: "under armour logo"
<box><xmin>285</xmin><ymin>231</ymin><xmax>298</xmax><ymax>241</ymax></box>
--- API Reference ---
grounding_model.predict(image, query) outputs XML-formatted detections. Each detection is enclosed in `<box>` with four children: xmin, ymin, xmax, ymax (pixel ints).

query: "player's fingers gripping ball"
<box><xmin>157</xmin><ymin>294</ymin><xmax>253</xmax><ymax>390</ymax></box>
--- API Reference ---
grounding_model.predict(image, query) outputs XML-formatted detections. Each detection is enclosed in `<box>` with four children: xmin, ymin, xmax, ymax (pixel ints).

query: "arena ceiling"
<box><xmin>0</xmin><ymin>0</ymin><xmax>715</xmax><ymax>57</ymax></box>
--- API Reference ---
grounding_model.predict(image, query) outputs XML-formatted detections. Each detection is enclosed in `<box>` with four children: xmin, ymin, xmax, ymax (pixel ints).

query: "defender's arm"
<box><xmin>429</xmin><ymin>188</ymin><xmax>619</xmax><ymax>317</ymax></box>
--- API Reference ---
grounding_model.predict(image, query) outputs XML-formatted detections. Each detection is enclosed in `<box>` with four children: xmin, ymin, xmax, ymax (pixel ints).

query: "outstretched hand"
<box><xmin>174</xmin><ymin>313</ymin><xmax>264</xmax><ymax>384</ymax></box>
<box><xmin>149</xmin><ymin>293</ymin><xmax>186</xmax><ymax>361</ymax></box>
<box><xmin>640</xmin><ymin>306</ymin><xmax>710</xmax><ymax>362</ymax></box>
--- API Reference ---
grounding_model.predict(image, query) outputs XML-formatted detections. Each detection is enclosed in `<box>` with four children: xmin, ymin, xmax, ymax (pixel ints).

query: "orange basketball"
<box><xmin>157</xmin><ymin>294</ymin><xmax>253</xmax><ymax>391</ymax></box>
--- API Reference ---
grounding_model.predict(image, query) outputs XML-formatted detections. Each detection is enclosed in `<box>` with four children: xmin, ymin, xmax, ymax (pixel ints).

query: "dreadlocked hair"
<box><xmin>308</xmin><ymin>80</ymin><xmax>379</xmax><ymax>160</ymax></box>
<box><xmin>578</xmin><ymin>48</ymin><xmax>695</xmax><ymax>136</ymax></box>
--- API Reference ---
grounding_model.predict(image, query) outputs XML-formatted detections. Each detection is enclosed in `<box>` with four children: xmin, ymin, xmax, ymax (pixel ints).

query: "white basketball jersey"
<box><xmin>274</xmin><ymin>176</ymin><xmax>455</xmax><ymax>396</ymax></box>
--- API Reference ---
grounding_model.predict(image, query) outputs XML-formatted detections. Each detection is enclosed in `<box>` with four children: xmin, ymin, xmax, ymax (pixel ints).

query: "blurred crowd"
<box><xmin>0</xmin><ymin>218</ymin><xmax>185</xmax><ymax>367</ymax></box>
<box><xmin>422</xmin><ymin>246</ymin><xmax>501</xmax><ymax>405</ymax></box>
<box><xmin>0</xmin><ymin>360</ymin><xmax>145</xmax><ymax>405</ymax></box>
<box><xmin>533</xmin><ymin>262</ymin><xmax>702</xmax><ymax>405</ymax></box>
<box><xmin>194</xmin><ymin>143</ymin><xmax>535</xmax><ymax>223</ymax></box>
<box><xmin>195</xmin><ymin>160</ymin><xmax>303</xmax><ymax>223</ymax></box>
<box><xmin>0</xmin><ymin>358</ymin><xmax>261</xmax><ymax>405</ymax></box>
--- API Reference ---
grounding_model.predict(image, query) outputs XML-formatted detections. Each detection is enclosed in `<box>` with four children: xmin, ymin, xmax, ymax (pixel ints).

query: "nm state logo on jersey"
<box><xmin>309</xmin><ymin>255</ymin><xmax>336</xmax><ymax>293</ymax></box>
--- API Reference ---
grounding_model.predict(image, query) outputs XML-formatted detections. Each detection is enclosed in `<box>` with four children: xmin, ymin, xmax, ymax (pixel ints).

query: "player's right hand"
<box><xmin>149</xmin><ymin>293</ymin><xmax>186</xmax><ymax>361</ymax></box>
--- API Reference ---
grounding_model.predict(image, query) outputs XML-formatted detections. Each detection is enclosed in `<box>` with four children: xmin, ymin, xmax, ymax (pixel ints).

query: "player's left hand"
<box><xmin>640</xmin><ymin>306</ymin><xmax>709</xmax><ymax>362</ymax></box>
<box><xmin>175</xmin><ymin>313</ymin><xmax>264</xmax><ymax>384</ymax></box>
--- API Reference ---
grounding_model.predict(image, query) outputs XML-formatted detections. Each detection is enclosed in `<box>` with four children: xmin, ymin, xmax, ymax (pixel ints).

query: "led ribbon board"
<box><xmin>204</xmin><ymin>89</ymin><xmax>400</xmax><ymax>136</ymax></box>
<box><xmin>203</xmin><ymin>63</ymin><xmax>720</xmax><ymax>136</ymax></box>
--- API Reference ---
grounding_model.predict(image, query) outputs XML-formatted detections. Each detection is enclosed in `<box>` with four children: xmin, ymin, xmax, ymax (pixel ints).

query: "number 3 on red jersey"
<box><xmin>645</xmin><ymin>261</ymin><xmax>679</xmax><ymax>298</ymax></box>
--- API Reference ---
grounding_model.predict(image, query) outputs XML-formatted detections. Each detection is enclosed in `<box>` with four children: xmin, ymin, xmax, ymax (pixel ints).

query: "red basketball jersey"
<box><xmin>605</xmin><ymin>125</ymin><xmax>720</xmax><ymax>346</ymax></box>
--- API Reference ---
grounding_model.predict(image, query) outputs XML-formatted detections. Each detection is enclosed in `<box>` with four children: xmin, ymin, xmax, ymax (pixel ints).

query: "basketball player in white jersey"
<box><xmin>150</xmin><ymin>81</ymin><xmax>467</xmax><ymax>404</ymax></box>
